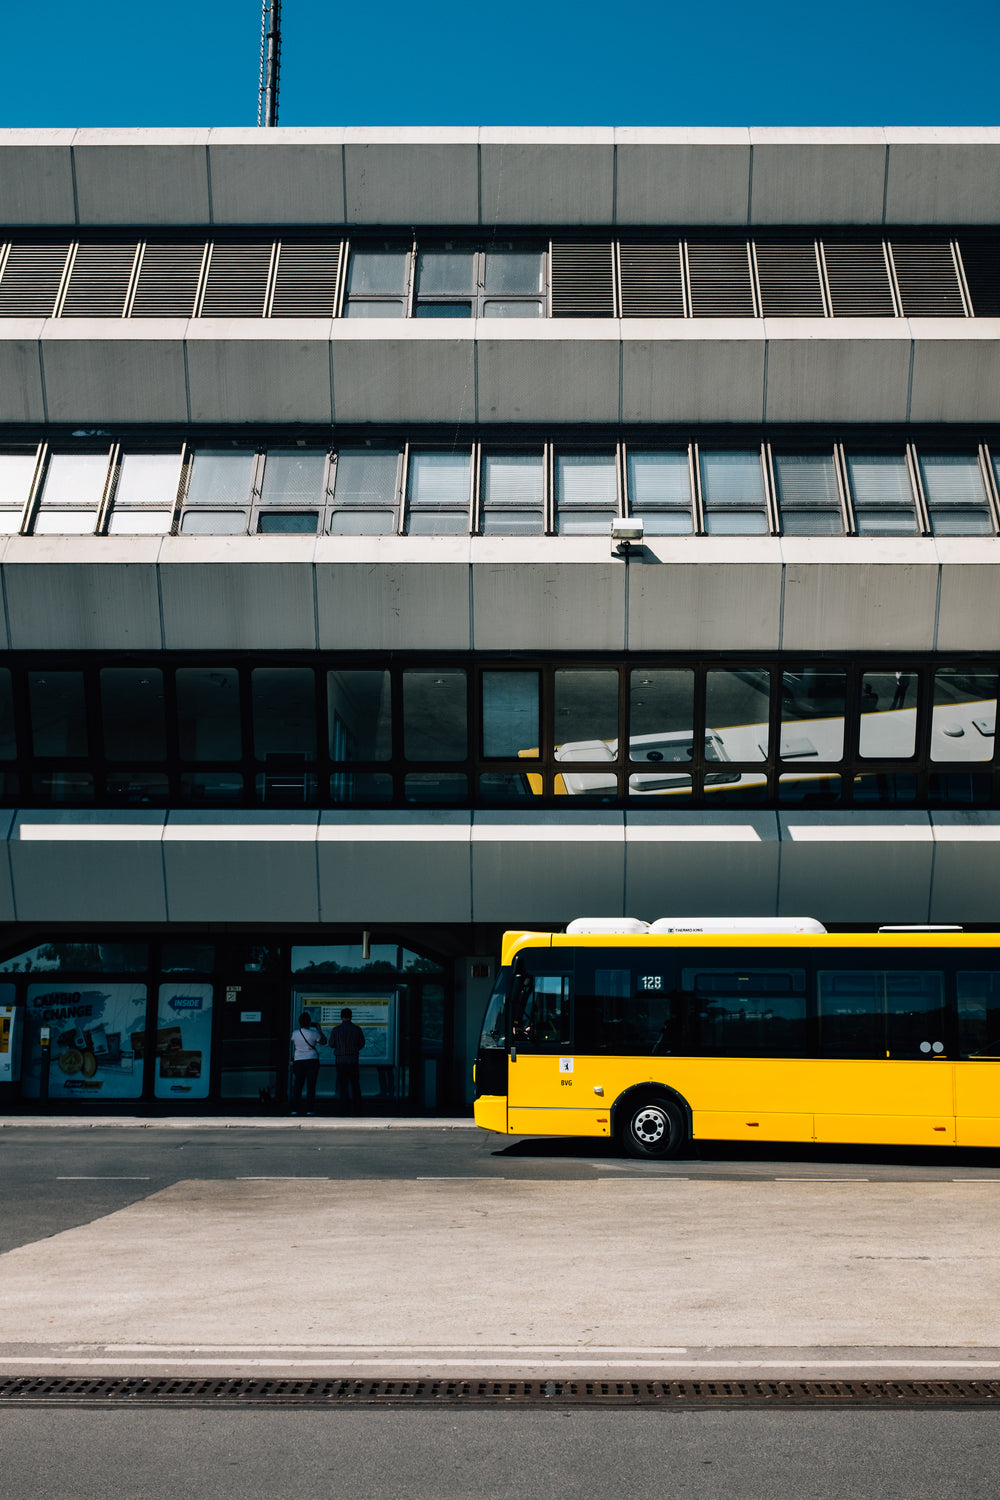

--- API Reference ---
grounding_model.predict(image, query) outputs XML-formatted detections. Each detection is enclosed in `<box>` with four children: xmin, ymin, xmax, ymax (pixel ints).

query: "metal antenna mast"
<box><xmin>257</xmin><ymin>0</ymin><xmax>282</xmax><ymax>127</ymax></box>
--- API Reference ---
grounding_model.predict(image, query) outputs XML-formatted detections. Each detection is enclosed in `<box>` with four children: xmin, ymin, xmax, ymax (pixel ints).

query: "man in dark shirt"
<box><xmin>330</xmin><ymin>1007</ymin><xmax>366</xmax><ymax>1114</ymax></box>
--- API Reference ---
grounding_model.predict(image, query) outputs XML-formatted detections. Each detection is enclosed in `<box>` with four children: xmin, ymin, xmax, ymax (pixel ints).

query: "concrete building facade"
<box><xmin>0</xmin><ymin>126</ymin><xmax>998</xmax><ymax>1110</ymax></box>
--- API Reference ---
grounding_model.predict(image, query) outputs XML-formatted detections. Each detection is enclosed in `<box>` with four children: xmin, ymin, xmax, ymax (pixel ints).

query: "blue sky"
<box><xmin>3</xmin><ymin>0</ymin><xmax>998</xmax><ymax>128</ymax></box>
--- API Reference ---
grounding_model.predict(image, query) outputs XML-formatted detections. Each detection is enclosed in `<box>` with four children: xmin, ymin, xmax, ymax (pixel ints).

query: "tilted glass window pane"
<box><xmin>482</xmin><ymin>672</ymin><xmax>539</xmax><ymax>758</ymax></box>
<box><xmin>176</xmin><ymin>668</ymin><xmax>242</xmax><ymax>761</ymax></box>
<box><xmin>700</xmin><ymin>450</ymin><xmax>767</xmax><ymax>534</ymax></box>
<box><xmin>628</xmin><ymin>669</ymin><xmax>695</xmax><ymax>794</ymax></box>
<box><xmin>38</xmin><ymin>452</ymin><xmax>109</xmax><ymax>508</ymax></box>
<box><xmin>781</xmin><ymin>668</ymin><xmax>846</xmax><ymax>762</ymax></box>
<box><xmin>920</xmin><ymin>453</ymin><xmax>993</xmax><ymax>536</ymax></box>
<box><xmin>180</xmin><ymin>511</ymin><xmax>248</xmax><ymax>535</ymax></box>
<box><xmin>481</xmin><ymin>300</ymin><xmax>543</xmax><ymax>318</ymax></box>
<box><xmin>405</xmin><ymin>772</ymin><xmax>467</xmax><ymax>802</ymax></box>
<box><xmin>115</xmin><ymin>452</ymin><xmax>183</xmax><ymax>508</ymax></box>
<box><xmin>333</xmin><ymin>450</ymin><xmax>400</xmax><ymax>509</ymax></box>
<box><xmin>556</xmin><ymin>454</ymin><xmax>617</xmax><ymax>507</ymax></box>
<box><xmin>416</xmin><ymin>250</ymin><xmax>475</xmax><ymax>296</ymax></box>
<box><xmin>328</xmin><ymin>671</ymin><xmax>392</xmax><ymax>761</ymax></box>
<box><xmin>846</xmin><ymin>453</ymin><xmax>917</xmax><ymax>535</ymax></box>
<box><xmin>705</xmin><ymin>669</ymin><xmax>769</xmax><ymax>761</ymax></box>
<box><xmin>414</xmin><ymin>302</ymin><xmax>472</xmax><ymax>318</ymax></box>
<box><xmin>258</xmin><ymin>513</ymin><xmax>318</xmax><ymax>534</ymax></box>
<box><xmin>0</xmin><ymin>452</ymin><xmax>37</xmax><ymax>513</ymax></box>
<box><xmin>343</xmin><ymin>300</ymin><xmax>405</xmax><ymax>318</ymax></box>
<box><xmin>484</xmin><ymin>250</ymin><xmax>544</xmax><ymax>294</ymax></box>
<box><xmin>108</xmin><ymin>511</ymin><xmax>174</xmax><ymax>535</ymax></box>
<box><xmin>186</xmin><ymin>450</ymin><xmax>256</xmax><ymax>507</ymax></box>
<box><xmin>0</xmin><ymin>512</ymin><xmax>24</xmax><ymax>534</ymax></box>
<box><xmin>406</xmin><ymin>511</ymin><xmax>469</xmax><ymax>534</ymax></box>
<box><xmin>260</xmin><ymin>450</ymin><xmax>326</xmax><ymax>505</ymax></box>
<box><xmin>346</xmin><ymin>250</ymin><xmax>409</xmax><ymax>296</ymax></box>
<box><xmin>33</xmin><ymin>511</ymin><xmax>99</xmax><ymax>535</ymax></box>
<box><xmin>100</xmin><ymin>669</ymin><xmax>166</xmax><ymax>761</ymax></box>
<box><xmin>627</xmin><ymin>451</ymin><xmax>692</xmax><ymax>533</ymax></box>
<box><xmin>252</xmin><ymin>668</ymin><xmax>317</xmax><ymax>762</ymax></box>
<box><xmin>773</xmin><ymin>451</ymin><xmax>843</xmax><ymax>534</ymax></box>
<box><xmin>859</xmin><ymin>671</ymin><xmax>918</xmax><ymax>758</ymax></box>
<box><xmin>408</xmin><ymin>451</ymin><xmax>471</xmax><ymax>508</ymax></box>
<box><xmin>481</xmin><ymin>453</ymin><xmax>544</xmax><ymax>534</ymax></box>
<box><xmin>329</xmin><ymin>510</ymin><xmax>396</xmax><ymax>535</ymax></box>
<box><xmin>402</xmin><ymin>670</ymin><xmax>467</xmax><ymax>761</ymax></box>
<box><xmin>931</xmin><ymin>667</ymin><xmax>996</xmax><ymax>763</ymax></box>
<box><xmin>29</xmin><ymin>671</ymin><xmax>88</xmax><ymax>757</ymax></box>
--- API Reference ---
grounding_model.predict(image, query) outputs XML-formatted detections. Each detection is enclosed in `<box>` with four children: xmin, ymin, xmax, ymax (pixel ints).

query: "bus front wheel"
<box><xmin>620</xmin><ymin>1097</ymin><xmax>686</xmax><ymax>1160</ymax></box>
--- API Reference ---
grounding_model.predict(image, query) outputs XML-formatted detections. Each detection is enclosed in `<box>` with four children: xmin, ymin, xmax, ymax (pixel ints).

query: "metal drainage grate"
<box><xmin>1</xmin><ymin>1377</ymin><xmax>1000</xmax><ymax>1408</ymax></box>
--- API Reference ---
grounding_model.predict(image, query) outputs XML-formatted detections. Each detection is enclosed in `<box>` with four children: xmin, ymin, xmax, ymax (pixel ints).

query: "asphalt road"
<box><xmin>2</xmin><ymin>1124</ymin><xmax>1000</xmax><ymax>1254</ymax></box>
<box><xmin>3</xmin><ymin>1407</ymin><xmax>999</xmax><ymax>1500</ymax></box>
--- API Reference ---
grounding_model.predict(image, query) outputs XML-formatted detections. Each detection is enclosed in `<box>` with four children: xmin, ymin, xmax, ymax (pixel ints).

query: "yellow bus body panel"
<box><xmin>489</xmin><ymin>930</ymin><xmax>1000</xmax><ymax>1149</ymax></box>
<box><xmin>474</xmin><ymin>1095</ymin><xmax>508</xmax><ymax>1133</ymax></box>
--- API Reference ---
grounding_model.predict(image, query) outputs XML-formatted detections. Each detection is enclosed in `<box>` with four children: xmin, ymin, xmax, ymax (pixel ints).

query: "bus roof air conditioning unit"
<box><xmin>565</xmin><ymin>918</ymin><xmax>651</xmax><ymax>934</ymax></box>
<box><xmin>648</xmin><ymin>917</ymin><xmax>827</xmax><ymax>934</ymax></box>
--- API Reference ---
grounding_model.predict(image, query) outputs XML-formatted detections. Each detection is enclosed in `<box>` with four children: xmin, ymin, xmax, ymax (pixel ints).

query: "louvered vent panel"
<box><xmin>890</xmin><ymin>242</ymin><xmax>965</xmax><ymax>316</ymax></box>
<box><xmin>0</xmin><ymin>242</ymin><xmax>71</xmax><ymax>316</ymax></box>
<box><xmin>958</xmin><ymin>238</ymin><xmax>1000</xmax><ymax>316</ymax></box>
<box><xmin>131</xmin><ymin>243</ymin><xmax>206</xmax><ymax>317</ymax></box>
<box><xmin>755</xmin><ymin>243</ymin><xmax>824</xmax><ymax>316</ymax></box>
<box><xmin>687</xmin><ymin>243</ymin><xmax>755</xmax><ymax>317</ymax></box>
<box><xmin>550</xmin><ymin>243</ymin><xmax>615</xmax><ymax>317</ymax></box>
<box><xmin>200</xmin><ymin>242</ymin><xmax>273</xmax><ymax>317</ymax></box>
<box><xmin>270</xmin><ymin>241</ymin><xmax>342</xmax><ymax>317</ymax></box>
<box><xmin>619</xmin><ymin>243</ymin><xmax>684</xmax><ymax>317</ymax></box>
<box><xmin>60</xmin><ymin>243</ymin><xmax>137</xmax><ymax>317</ymax></box>
<box><xmin>823</xmin><ymin>243</ymin><xmax>896</xmax><ymax>316</ymax></box>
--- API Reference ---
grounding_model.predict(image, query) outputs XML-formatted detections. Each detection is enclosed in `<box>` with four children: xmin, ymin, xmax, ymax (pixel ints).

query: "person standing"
<box><xmin>290</xmin><ymin>1010</ymin><xmax>326</xmax><ymax>1115</ymax></box>
<box><xmin>330</xmin><ymin>1007</ymin><xmax>366</xmax><ymax>1114</ymax></box>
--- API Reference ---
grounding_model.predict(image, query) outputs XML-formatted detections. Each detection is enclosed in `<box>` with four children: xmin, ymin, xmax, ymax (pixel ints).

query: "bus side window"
<box><xmin>957</xmin><ymin>971</ymin><xmax>1000</xmax><ymax>1057</ymax></box>
<box><xmin>575</xmin><ymin>963</ymin><xmax>677</xmax><ymax>1054</ymax></box>
<box><xmin>511</xmin><ymin>972</ymin><xmax>572</xmax><ymax>1052</ymax></box>
<box><xmin>684</xmin><ymin>968</ymin><xmax>808</xmax><ymax>1055</ymax></box>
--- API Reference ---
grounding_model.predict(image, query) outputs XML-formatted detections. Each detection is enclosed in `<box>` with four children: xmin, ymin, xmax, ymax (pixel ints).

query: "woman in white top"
<box><xmin>290</xmin><ymin>1010</ymin><xmax>326</xmax><ymax>1114</ymax></box>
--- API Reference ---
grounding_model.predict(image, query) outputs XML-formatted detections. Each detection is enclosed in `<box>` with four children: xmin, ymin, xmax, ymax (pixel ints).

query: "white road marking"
<box><xmin>97</xmin><ymin>1343</ymin><xmax>690</xmax><ymax>1354</ymax></box>
<box><xmin>55</xmin><ymin>1176</ymin><xmax>151</xmax><ymax>1181</ymax></box>
<box><xmin>774</xmin><ymin>1177</ymin><xmax>870</xmax><ymax>1182</ymax></box>
<box><xmin>4</xmin><ymin>1356</ymin><xmax>1000</xmax><ymax>1372</ymax></box>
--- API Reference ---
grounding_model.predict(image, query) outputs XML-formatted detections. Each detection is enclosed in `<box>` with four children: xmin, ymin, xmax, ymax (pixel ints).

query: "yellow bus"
<box><xmin>473</xmin><ymin>918</ymin><xmax>1000</xmax><ymax>1158</ymax></box>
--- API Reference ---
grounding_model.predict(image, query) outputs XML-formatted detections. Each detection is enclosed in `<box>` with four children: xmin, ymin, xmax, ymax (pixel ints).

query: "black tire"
<box><xmin>619</xmin><ymin>1096</ymin><xmax>686</xmax><ymax>1160</ymax></box>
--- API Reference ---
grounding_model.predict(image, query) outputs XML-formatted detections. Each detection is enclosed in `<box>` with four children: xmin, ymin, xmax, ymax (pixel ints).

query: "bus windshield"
<box><xmin>479</xmin><ymin>970</ymin><xmax>510</xmax><ymax>1051</ymax></box>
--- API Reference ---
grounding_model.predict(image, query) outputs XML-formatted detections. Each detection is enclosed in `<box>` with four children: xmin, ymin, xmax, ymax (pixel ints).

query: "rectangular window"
<box><xmin>705</xmin><ymin>669</ymin><xmax>769</xmax><ymax>761</ymax></box>
<box><xmin>108</xmin><ymin>452</ymin><xmax>182</xmax><ymax>534</ymax></box>
<box><xmin>682</xmin><ymin>967</ymin><xmax>808</xmax><ymax>1054</ymax></box>
<box><xmin>181</xmin><ymin>449</ymin><xmax>255</xmax><ymax>535</ymax></box>
<box><xmin>845</xmin><ymin>454</ymin><xmax>917</xmax><ymax>535</ymax></box>
<box><xmin>254</xmin><ymin>448</ymin><xmax>326</xmax><ymax>536</ymax></box>
<box><xmin>327</xmin><ymin>671</ymin><xmax>392</xmax><ymax>760</ymax></box>
<box><xmin>330</xmin><ymin>448</ymin><xmax>400</xmax><ymax>535</ymax></box>
<box><xmin>480</xmin><ymin>453</ymin><xmax>544</xmax><ymax>535</ymax></box>
<box><xmin>699</xmin><ymin>450</ymin><xmax>768</xmax><ymax>534</ymax></box>
<box><xmin>33</xmin><ymin>452</ymin><xmax>108</xmax><ymax>534</ymax></box>
<box><xmin>628</xmin><ymin>669</ymin><xmax>695</xmax><ymax>795</ymax></box>
<box><xmin>0</xmin><ymin>450</ymin><xmax>37</xmax><ymax>533</ymax></box>
<box><xmin>343</xmin><ymin>246</ymin><xmax>410</xmax><ymax>317</ymax></box>
<box><xmin>29</xmin><ymin>671</ymin><xmax>88</xmax><ymax>757</ymax></box>
<box><xmin>931</xmin><ymin>666</ymin><xmax>996</xmax><ymax>762</ymax></box>
<box><xmin>772</xmin><ymin>451</ymin><xmax>843</xmax><ymax>535</ymax></box>
<box><xmin>919</xmin><ymin>453</ymin><xmax>993</xmax><ymax>536</ymax></box>
<box><xmin>482</xmin><ymin>246</ymin><xmax>545</xmax><ymax>317</ymax></box>
<box><xmin>780</xmin><ymin>667</ymin><xmax>847</xmax><ymax>762</ymax></box>
<box><xmin>818</xmin><ymin>970</ymin><xmax>946</xmax><ymax>1058</ymax></box>
<box><xmin>553</xmin><ymin>669</ymin><xmax>619</xmax><ymax>796</ymax></box>
<box><xmin>100</xmin><ymin>668</ymin><xmax>166</xmax><ymax>761</ymax></box>
<box><xmin>626</xmin><ymin>450</ymin><xmax>693</xmax><ymax>535</ymax></box>
<box><xmin>176</xmin><ymin>668</ymin><xmax>242</xmax><ymax>761</ymax></box>
<box><xmin>957</xmin><ymin>971</ymin><xmax>1000</xmax><ymax>1057</ymax></box>
<box><xmin>574</xmin><ymin>959</ymin><xmax>677</xmax><ymax>1055</ymax></box>
<box><xmin>554</xmin><ymin>453</ymin><xmax>617</xmax><ymax>535</ymax></box>
<box><xmin>482</xmin><ymin>671</ymin><xmax>539</xmax><ymax>759</ymax></box>
<box><xmin>402</xmin><ymin>670</ymin><xmax>467</xmax><ymax>761</ymax></box>
<box><xmin>252</xmin><ymin>668</ymin><xmax>317</xmax><ymax>761</ymax></box>
<box><xmin>859</xmin><ymin>671</ymin><xmax>918</xmax><ymax>758</ymax></box>
<box><xmin>405</xmin><ymin>451</ymin><xmax>471</xmax><ymax>535</ymax></box>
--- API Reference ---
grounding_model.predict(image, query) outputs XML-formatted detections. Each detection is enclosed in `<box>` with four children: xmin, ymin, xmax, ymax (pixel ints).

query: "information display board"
<box><xmin>154</xmin><ymin>982</ymin><xmax>214</xmax><ymax>1100</ymax></box>
<box><xmin>21</xmin><ymin>983</ymin><xmax>147</xmax><ymax>1100</ymax></box>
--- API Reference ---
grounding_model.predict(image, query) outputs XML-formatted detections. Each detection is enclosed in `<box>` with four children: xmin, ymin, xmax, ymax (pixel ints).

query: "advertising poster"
<box><xmin>154</xmin><ymin>982</ymin><xmax>214</xmax><ymax>1100</ymax></box>
<box><xmin>298</xmin><ymin>993</ymin><xmax>396</xmax><ymax>1066</ymax></box>
<box><xmin>22</xmin><ymin>983</ymin><xmax>148</xmax><ymax>1100</ymax></box>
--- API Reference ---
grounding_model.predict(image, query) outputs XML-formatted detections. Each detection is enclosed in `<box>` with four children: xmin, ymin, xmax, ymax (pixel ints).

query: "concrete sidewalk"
<box><xmin>2</xmin><ymin>1175</ymin><xmax>999</xmax><ymax>1380</ymax></box>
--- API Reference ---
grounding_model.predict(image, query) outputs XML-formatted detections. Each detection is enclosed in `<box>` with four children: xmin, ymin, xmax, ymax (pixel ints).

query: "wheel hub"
<box><xmin>633</xmin><ymin>1107</ymin><xmax>666</xmax><ymax>1143</ymax></box>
